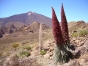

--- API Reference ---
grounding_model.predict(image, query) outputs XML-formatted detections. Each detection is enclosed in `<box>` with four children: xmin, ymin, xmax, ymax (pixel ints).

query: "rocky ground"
<box><xmin>2</xmin><ymin>35</ymin><xmax>88</xmax><ymax>66</ymax></box>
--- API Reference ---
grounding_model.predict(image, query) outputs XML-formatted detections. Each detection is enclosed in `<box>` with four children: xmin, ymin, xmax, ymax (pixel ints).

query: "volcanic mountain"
<box><xmin>0</xmin><ymin>11</ymin><xmax>52</xmax><ymax>28</ymax></box>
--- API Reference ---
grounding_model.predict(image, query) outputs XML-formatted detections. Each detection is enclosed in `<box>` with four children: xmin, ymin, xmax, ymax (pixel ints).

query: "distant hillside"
<box><xmin>0</xmin><ymin>22</ymin><xmax>50</xmax><ymax>38</ymax></box>
<box><xmin>68</xmin><ymin>20</ymin><xmax>88</xmax><ymax>32</ymax></box>
<box><xmin>0</xmin><ymin>11</ymin><xmax>52</xmax><ymax>28</ymax></box>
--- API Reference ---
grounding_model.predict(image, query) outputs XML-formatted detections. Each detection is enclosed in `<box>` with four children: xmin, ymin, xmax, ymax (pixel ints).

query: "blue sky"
<box><xmin>0</xmin><ymin>0</ymin><xmax>88</xmax><ymax>22</ymax></box>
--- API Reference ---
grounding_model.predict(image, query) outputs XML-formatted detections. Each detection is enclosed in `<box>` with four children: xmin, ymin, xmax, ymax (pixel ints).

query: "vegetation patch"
<box><xmin>40</xmin><ymin>50</ymin><xmax>46</xmax><ymax>55</ymax></box>
<box><xmin>72</xmin><ymin>32</ymin><xmax>78</xmax><ymax>37</ymax></box>
<box><xmin>20</xmin><ymin>51</ymin><xmax>31</xmax><ymax>57</ymax></box>
<box><xmin>12</xmin><ymin>44</ymin><xmax>19</xmax><ymax>48</ymax></box>
<box><xmin>24</xmin><ymin>45</ymin><xmax>31</xmax><ymax>50</ymax></box>
<box><xmin>79</xmin><ymin>29</ymin><xmax>88</xmax><ymax>37</ymax></box>
<box><xmin>72</xmin><ymin>29</ymin><xmax>88</xmax><ymax>37</ymax></box>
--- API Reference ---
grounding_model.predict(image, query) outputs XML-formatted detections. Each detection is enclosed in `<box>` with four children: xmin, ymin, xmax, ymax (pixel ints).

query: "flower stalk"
<box><xmin>61</xmin><ymin>3</ymin><xmax>70</xmax><ymax>49</ymax></box>
<box><xmin>39</xmin><ymin>22</ymin><xmax>43</xmax><ymax>52</ymax></box>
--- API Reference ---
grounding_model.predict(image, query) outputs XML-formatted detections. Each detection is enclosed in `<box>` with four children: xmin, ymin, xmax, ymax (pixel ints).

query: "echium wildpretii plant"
<box><xmin>61</xmin><ymin>3</ymin><xmax>70</xmax><ymax>49</ymax></box>
<box><xmin>52</xmin><ymin>5</ymin><xmax>73</xmax><ymax>64</ymax></box>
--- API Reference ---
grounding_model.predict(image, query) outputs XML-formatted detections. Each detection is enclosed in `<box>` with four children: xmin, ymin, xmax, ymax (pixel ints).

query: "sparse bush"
<box><xmin>12</xmin><ymin>44</ymin><xmax>19</xmax><ymax>48</ymax></box>
<box><xmin>79</xmin><ymin>30</ymin><xmax>88</xmax><ymax>37</ymax></box>
<box><xmin>72</xmin><ymin>32</ymin><xmax>78</xmax><ymax>37</ymax></box>
<box><xmin>24</xmin><ymin>45</ymin><xmax>31</xmax><ymax>50</ymax></box>
<box><xmin>20</xmin><ymin>51</ymin><xmax>30</xmax><ymax>57</ymax></box>
<box><xmin>40</xmin><ymin>50</ymin><xmax>46</xmax><ymax>55</ymax></box>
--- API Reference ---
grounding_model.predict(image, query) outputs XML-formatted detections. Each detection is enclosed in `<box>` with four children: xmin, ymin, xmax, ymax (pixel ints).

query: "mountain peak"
<box><xmin>28</xmin><ymin>11</ymin><xmax>35</xmax><ymax>15</ymax></box>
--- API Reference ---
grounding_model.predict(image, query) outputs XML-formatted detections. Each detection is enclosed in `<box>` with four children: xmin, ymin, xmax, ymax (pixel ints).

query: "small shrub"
<box><xmin>12</xmin><ymin>44</ymin><xmax>19</xmax><ymax>48</ymax></box>
<box><xmin>20</xmin><ymin>51</ymin><xmax>30</xmax><ymax>57</ymax></box>
<box><xmin>72</xmin><ymin>32</ymin><xmax>78</xmax><ymax>37</ymax></box>
<box><xmin>79</xmin><ymin>30</ymin><xmax>88</xmax><ymax>37</ymax></box>
<box><xmin>40</xmin><ymin>50</ymin><xmax>46</xmax><ymax>55</ymax></box>
<box><xmin>24</xmin><ymin>45</ymin><xmax>31</xmax><ymax>50</ymax></box>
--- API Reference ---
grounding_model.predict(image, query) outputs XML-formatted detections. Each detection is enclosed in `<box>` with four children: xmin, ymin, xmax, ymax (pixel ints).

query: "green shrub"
<box><xmin>72</xmin><ymin>32</ymin><xmax>78</xmax><ymax>37</ymax></box>
<box><xmin>20</xmin><ymin>51</ymin><xmax>30</xmax><ymax>57</ymax></box>
<box><xmin>79</xmin><ymin>30</ymin><xmax>88</xmax><ymax>37</ymax></box>
<box><xmin>72</xmin><ymin>30</ymin><xmax>88</xmax><ymax>37</ymax></box>
<box><xmin>40</xmin><ymin>50</ymin><xmax>46</xmax><ymax>55</ymax></box>
<box><xmin>24</xmin><ymin>45</ymin><xmax>31</xmax><ymax>50</ymax></box>
<box><xmin>12</xmin><ymin>44</ymin><xmax>19</xmax><ymax>48</ymax></box>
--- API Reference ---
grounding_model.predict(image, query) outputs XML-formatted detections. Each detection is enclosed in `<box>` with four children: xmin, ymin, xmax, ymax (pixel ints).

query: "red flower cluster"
<box><xmin>61</xmin><ymin>3</ymin><xmax>69</xmax><ymax>42</ymax></box>
<box><xmin>52</xmin><ymin>4</ymin><xmax>69</xmax><ymax>46</ymax></box>
<box><xmin>52</xmin><ymin>7</ymin><xmax>64</xmax><ymax>46</ymax></box>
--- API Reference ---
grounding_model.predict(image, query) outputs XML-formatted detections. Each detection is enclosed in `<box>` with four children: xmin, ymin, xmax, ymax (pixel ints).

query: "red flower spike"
<box><xmin>52</xmin><ymin>7</ymin><xmax>64</xmax><ymax>46</ymax></box>
<box><xmin>61</xmin><ymin>3</ymin><xmax>69</xmax><ymax>42</ymax></box>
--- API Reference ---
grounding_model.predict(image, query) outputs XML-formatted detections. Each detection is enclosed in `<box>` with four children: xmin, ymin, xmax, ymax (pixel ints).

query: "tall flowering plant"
<box><xmin>52</xmin><ymin>6</ymin><xmax>73</xmax><ymax>64</ymax></box>
<box><xmin>52</xmin><ymin>7</ymin><xmax>64</xmax><ymax>47</ymax></box>
<box><xmin>61</xmin><ymin>3</ymin><xmax>70</xmax><ymax>48</ymax></box>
